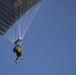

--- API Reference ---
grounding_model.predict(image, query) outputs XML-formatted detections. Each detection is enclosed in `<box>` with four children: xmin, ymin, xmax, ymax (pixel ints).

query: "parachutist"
<box><xmin>13</xmin><ymin>40</ymin><xmax>23</xmax><ymax>64</ymax></box>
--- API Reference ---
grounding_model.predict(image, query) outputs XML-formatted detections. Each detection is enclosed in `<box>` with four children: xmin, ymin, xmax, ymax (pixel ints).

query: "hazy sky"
<box><xmin>0</xmin><ymin>0</ymin><xmax>76</xmax><ymax>75</ymax></box>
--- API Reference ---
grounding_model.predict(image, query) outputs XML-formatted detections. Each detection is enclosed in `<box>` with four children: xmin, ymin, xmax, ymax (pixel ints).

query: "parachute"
<box><xmin>0</xmin><ymin>0</ymin><xmax>44</xmax><ymax>43</ymax></box>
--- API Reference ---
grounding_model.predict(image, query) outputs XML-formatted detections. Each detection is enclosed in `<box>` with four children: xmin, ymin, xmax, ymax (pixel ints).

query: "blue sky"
<box><xmin>0</xmin><ymin>0</ymin><xmax>76</xmax><ymax>75</ymax></box>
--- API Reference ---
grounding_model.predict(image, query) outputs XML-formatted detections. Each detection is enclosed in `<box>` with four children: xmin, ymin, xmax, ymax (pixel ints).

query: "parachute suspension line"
<box><xmin>17</xmin><ymin>1</ymin><xmax>34</xmax><ymax>40</ymax></box>
<box><xmin>4</xmin><ymin>9</ymin><xmax>15</xmax><ymax>43</ymax></box>
<box><xmin>12</xmin><ymin>4</ymin><xmax>21</xmax><ymax>42</ymax></box>
<box><xmin>4</xmin><ymin>25</ymin><xmax>16</xmax><ymax>43</ymax></box>
<box><xmin>18</xmin><ymin>3</ymin><xmax>23</xmax><ymax>39</ymax></box>
<box><xmin>21</xmin><ymin>2</ymin><xmax>43</xmax><ymax>40</ymax></box>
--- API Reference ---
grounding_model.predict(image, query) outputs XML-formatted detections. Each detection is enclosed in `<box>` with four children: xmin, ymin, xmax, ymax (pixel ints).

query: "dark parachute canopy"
<box><xmin>0</xmin><ymin>0</ymin><xmax>43</xmax><ymax>43</ymax></box>
<box><xmin>0</xmin><ymin>0</ymin><xmax>42</xmax><ymax>36</ymax></box>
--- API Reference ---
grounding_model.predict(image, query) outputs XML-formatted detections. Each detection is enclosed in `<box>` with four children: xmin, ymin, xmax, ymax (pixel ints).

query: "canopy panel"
<box><xmin>0</xmin><ymin>0</ymin><xmax>41</xmax><ymax>35</ymax></box>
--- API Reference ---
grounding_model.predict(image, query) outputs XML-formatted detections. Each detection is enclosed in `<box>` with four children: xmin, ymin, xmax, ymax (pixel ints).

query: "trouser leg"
<box><xmin>19</xmin><ymin>49</ymin><xmax>23</xmax><ymax>59</ymax></box>
<box><xmin>15</xmin><ymin>54</ymin><xmax>19</xmax><ymax>64</ymax></box>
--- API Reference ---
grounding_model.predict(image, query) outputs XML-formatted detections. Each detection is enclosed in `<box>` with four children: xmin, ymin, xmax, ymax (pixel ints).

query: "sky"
<box><xmin>0</xmin><ymin>0</ymin><xmax>76</xmax><ymax>75</ymax></box>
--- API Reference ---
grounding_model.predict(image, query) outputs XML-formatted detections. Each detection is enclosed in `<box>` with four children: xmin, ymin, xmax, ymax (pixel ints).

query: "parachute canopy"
<box><xmin>0</xmin><ymin>0</ymin><xmax>41</xmax><ymax>35</ymax></box>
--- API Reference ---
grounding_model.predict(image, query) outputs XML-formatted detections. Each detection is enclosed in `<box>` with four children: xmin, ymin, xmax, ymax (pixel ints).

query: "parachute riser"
<box><xmin>14</xmin><ymin>38</ymin><xmax>22</xmax><ymax>45</ymax></box>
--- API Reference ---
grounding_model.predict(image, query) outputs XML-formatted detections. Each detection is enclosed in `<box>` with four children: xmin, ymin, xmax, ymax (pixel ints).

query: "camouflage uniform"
<box><xmin>13</xmin><ymin>44</ymin><xmax>23</xmax><ymax>64</ymax></box>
